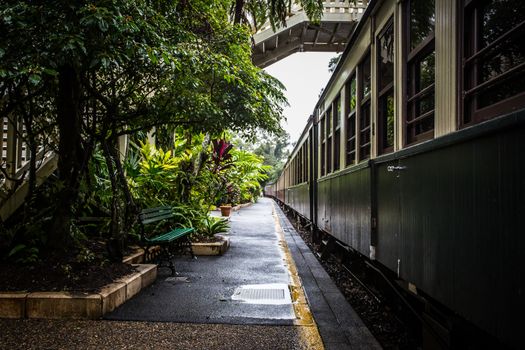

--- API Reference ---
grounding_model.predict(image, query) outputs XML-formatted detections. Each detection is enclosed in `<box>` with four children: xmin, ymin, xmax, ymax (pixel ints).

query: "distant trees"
<box><xmin>250</xmin><ymin>130</ymin><xmax>291</xmax><ymax>184</ymax></box>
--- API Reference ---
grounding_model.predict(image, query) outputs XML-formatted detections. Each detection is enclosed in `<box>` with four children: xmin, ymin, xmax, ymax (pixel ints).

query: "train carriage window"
<box><xmin>296</xmin><ymin>152</ymin><xmax>299</xmax><ymax>185</ymax></box>
<box><xmin>299</xmin><ymin>146</ymin><xmax>302</xmax><ymax>183</ymax></box>
<box><xmin>302</xmin><ymin>144</ymin><xmax>305</xmax><ymax>183</ymax></box>
<box><xmin>290</xmin><ymin>160</ymin><xmax>292</xmax><ymax>186</ymax></box>
<box><xmin>377</xmin><ymin>19</ymin><xmax>395</xmax><ymax>154</ymax></box>
<box><xmin>346</xmin><ymin>74</ymin><xmax>357</xmax><ymax>166</ymax></box>
<box><xmin>463</xmin><ymin>0</ymin><xmax>525</xmax><ymax>125</ymax></box>
<box><xmin>303</xmin><ymin>143</ymin><xmax>306</xmax><ymax>182</ymax></box>
<box><xmin>298</xmin><ymin>150</ymin><xmax>301</xmax><ymax>184</ymax></box>
<box><xmin>300</xmin><ymin>147</ymin><xmax>303</xmax><ymax>183</ymax></box>
<box><xmin>303</xmin><ymin>143</ymin><xmax>307</xmax><ymax>182</ymax></box>
<box><xmin>304</xmin><ymin>138</ymin><xmax>310</xmax><ymax>181</ymax></box>
<box><xmin>292</xmin><ymin>159</ymin><xmax>297</xmax><ymax>185</ymax></box>
<box><xmin>333</xmin><ymin>95</ymin><xmax>341</xmax><ymax>171</ymax></box>
<box><xmin>326</xmin><ymin>107</ymin><xmax>333</xmax><ymax>174</ymax></box>
<box><xmin>291</xmin><ymin>159</ymin><xmax>294</xmax><ymax>186</ymax></box>
<box><xmin>295</xmin><ymin>150</ymin><xmax>301</xmax><ymax>185</ymax></box>
<box><xmin>296</xmin><ymin>149</ymin><xmax>301</xmax><ymax>184</ymax></box>
<box><xmin>295</xmin><ymin>151</ymin><xmax>298</xmax><ymax>184</ymax></box>
<box><xmin>296</xmin><ymin>154</ymin><xmax>299</xmax><ymax>184</ymax></box>
<box><xmin>296</xmin><ymin>157</ymin><xmax>298</xmax><ymax>185</ymax></box>
<box><xmin>359</xmin><ymin>52</ymin><xmax>371</xmax><ymax>160</ymax></box>
<box><xmin>320</xmin><ymin>114</ymin><xmax>326</xmax><ymax>176</ymax></box>
<box><xmin>295</xmin><ymin>154</ymin><xmax>301</xmax><ymax>185</ymax></box>
<box><xmin>406</xmin><ymin>0</ymin><xmax>435</xmax><ymax>144</ymax></box>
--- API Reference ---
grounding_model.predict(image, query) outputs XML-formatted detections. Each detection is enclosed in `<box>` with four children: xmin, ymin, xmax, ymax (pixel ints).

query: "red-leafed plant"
<box><xmin>211</xmin><ymin>139</ymin><xmax>234</xmax><ymax>173</ymax></box>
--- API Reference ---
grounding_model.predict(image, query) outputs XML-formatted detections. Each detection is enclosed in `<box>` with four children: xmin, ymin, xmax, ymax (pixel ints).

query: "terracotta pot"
<box><xmin>220</xmin><ymin>205</ymin><xmax>232</xmax><ymax>217</ymax></box>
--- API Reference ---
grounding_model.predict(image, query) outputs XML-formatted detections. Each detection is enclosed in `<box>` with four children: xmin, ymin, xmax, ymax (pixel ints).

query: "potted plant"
<box><xmin>192</xmin><ymin>216</ymin><xmax>231</xmax><ymax>255</ymax></box>
<box><xmin>219</xmin><ymin>204</ymin><xmax>232</xmax><ymax>217</ymax></box>
<box><xmin>217</xmin><ymin>183</ymin><xmax>239</xmax><ymax>216</ymax></box>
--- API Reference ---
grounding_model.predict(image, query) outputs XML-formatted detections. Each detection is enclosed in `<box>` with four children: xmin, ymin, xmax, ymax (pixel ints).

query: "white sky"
<box><xmin>264</xmin><ymin>52</ymin><xmax>336</xmax><ymax>145</ymax></box>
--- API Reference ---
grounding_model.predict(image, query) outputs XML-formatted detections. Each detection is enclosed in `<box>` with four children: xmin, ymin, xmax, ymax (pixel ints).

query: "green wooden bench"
<box><xmin>139</xmin><ymin>206</ymin><xmax>195</xmax><ymax>276</ymax></box>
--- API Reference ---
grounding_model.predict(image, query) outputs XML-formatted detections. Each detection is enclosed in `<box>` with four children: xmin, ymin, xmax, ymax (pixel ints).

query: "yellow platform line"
<box><xmin>272</xmin><ymin>202</ymin><xmax>325</xmax><ymax>350</ymax></box>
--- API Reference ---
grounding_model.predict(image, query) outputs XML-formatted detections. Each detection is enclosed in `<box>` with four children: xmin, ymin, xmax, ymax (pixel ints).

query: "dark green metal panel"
<box><xmin>375</xmin><ymin>160</ymin><xmax>400</xmax><ymax>271</ymax></box>
<box><xmin>449</xmin><ymin>137</ymin><xmax>499</xmax><ymax>333</ymax></box>
<box><xmin>317</xmin><ymin>179</ymin><xmax>331</xmax><ymax>232</ymax></box>
<box><xmin>287</xmin><ymin>183</ymin><xmax>310</xmax><ymax>219</ymax></box>
<box><xmin>320</xmin><ymin>167</ymin><xmax>372</xmax><ymax>256</ymax></box>
<box><xmin>374</xmin><ymin>121</ymin><xmax>525</xmax><ymax>349</ymax></box>
<box><xmin>354</xmin><ymin>168</ymin><xmax>372</xmax><ymax>255</ymax></box>
<box><xmin>397</xmin><ymin>149</ymin><xmax>457</xmax><ymax>305</ymax></box>
<box><xmin>495</xmin><ymin>127</ymin><xmax>525</xmax><ymax>348</ymax></box>
<box><xmin>331</xmin><ymin>175</ymin><xmax>343</xmax><ymax>236</ymax></box>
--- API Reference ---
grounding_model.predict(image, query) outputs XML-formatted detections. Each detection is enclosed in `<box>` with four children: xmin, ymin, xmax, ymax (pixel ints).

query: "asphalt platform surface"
<box><xmin>107</xmin><ymin>198</ymin><xmax>295</xmax><ymax>325</ymax></box>
<box><xmin>0</xmin><ymin>198</ymin><xmax>380</xmax><ymax>349</ymax></box>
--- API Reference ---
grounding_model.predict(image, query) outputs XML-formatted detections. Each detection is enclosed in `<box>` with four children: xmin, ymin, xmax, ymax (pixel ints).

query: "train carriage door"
<box><xmin>375</xmin><ymin>159</ymin><xmax>402</xmax><ymax>274</ymax></box>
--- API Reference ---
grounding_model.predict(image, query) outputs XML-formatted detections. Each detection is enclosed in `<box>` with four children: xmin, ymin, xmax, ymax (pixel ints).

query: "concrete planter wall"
<box><xmin>0</xmin><ymin>264</ymin><xmax>157</xmax><ymax>320</ymax></box>
<box><xmin>192</xmin><ymin>236</ymin><xmax>230</xmax><ymax>256</ymax></box>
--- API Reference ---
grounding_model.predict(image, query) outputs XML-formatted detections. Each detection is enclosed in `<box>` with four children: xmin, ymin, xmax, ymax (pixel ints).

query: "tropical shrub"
<box><xmin>127</xmin><ymin>141</ymin><xmax>186</xmax><ymax>208</ymax></box>
<box><xmin>198</xmin><ymin>216</ymin><xmax>230</xmax><ymax>237</ymax></box>
<box><xmin>229</xmin><ymin>148</ymin><xmax>270</xmax><ymax>203</ymax></box>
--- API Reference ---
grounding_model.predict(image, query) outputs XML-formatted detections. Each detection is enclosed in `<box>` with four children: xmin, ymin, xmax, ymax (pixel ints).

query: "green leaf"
<box><xmin>8</xmin><ymin>244</ymin><xmax>27</xmax><ymax>257</ymax></box>
<box><xmin>28</xmin><ymin>74</ymin><xmax>41</xmax><ymax>85</ymax></box>
<box><xmin>43</xmin><ymin>68</ymin><xmax>58</xmax><ymax>76</ymax></box>
<box><xmin>147</xmin><ymin>49</ymin><xmax>158</xmax><ymax>64</ymax></box>
<box><xmin>162</xmin><ymin>52</ymin><xmax>170</xmax><ymax>65</ymax></box>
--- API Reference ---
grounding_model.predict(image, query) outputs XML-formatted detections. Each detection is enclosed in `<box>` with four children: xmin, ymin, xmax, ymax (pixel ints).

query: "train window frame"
<box><xmin>345</xmin><ymin>73</ymin><xmax>357</xmax><ymax>166</ymax></box>
<box><xmin>404</xmin><ymin>0</ymin><xmax>435</xmax><ymax>145</ymax></box>
<box><xmin>306</xmin><ymin>138</ymin><xmax>310</xmax><ymax>182</ymax></box>
<box><xmin>301</xmin><ymin>141</ymin><xmax>307</xmax><ymax>183</ymax></box>
<box><xmin>292</xmin><ymin>158</ymin><xmax>297</xmax><ymax>186</ymax></box>
<box><xmin>296</xmin><ymin>151</ymin><xmax>299</xmax><ymax>185</ymax></box>
<box><xmin>377</xmin><ymin>17</ymin><xmax>395</xmax><ymax>154</ymax></box>
<box><xmin>333</xmin><ymin>95</ymin><xmax>341</xmax><ymax>171</ymax></box>
<box><xmin>301</xmin><ymin>144</ymin><xmax>304</xmax><ymax>183</ymax></box>
<box><xmin>461</xmin><ymin>0</ymin><xmax>525</xmax><ymax>126</ymax></box>
<box><xmin>326</xmin><ymin>107</ymin><xmax>333</xmax><ymax>174</ymax></box>
<box><xmin>358</xmin><ymin>51</ymin><xmax>371</xmax><ymax>161</ymax></box>
<box><xmin>299</xmin><ymin>147</ymin><xmax>302</xmax><ymax>184</ymax></box>
<box><xmin>320</xmin><ymin>113</ymin><xmax>326</xmax><ymax>177</ymax></box>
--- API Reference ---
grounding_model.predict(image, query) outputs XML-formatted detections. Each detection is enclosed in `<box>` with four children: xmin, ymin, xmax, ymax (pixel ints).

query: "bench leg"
<box><xmin>163</xmin><ymin>245</ymin><xmax>176</xmax><ymax>276</ymax></box>
<box><xmin>167</xmin><ymin>257</ymin><xmax>176</xmax><ymax>276</ymax></box>
<box><xmin>185</xmin><ymin>236</ymin><xmax>196</xmax><ymax>260</ymax></box>
<box><xmin>149</xmin><ymin>245</ymin><xmax>176</xmax><ymax>276</ymax></box>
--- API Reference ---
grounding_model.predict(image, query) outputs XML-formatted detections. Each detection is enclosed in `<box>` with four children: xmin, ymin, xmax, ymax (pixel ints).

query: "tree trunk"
<box><xmin>102</xmin><ymin>138</ymin><xmax>124</xmax><ymax>261</ymax></box>
<box><xmin>234</xmin><ymin>0</ymin><xmax>244</xmax><ymax>24</ymax></box>
<box><xmin>48</xmin><ymin>65</ymin><xmax>83</xmax><ymax>252</ymax></box>
<box><xmin>110</xmin><ymin>135</ymin><xmax>138</xmax><ymax>236</ymax></box>
<box><xmin>102</xmin><ymin>135</ymin><xmax>137</xmax><ymax>261</ymax></box>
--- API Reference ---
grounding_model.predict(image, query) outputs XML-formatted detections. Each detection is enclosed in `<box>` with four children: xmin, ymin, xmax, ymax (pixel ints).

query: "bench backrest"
<box><xmin>139</xmin><ymin>206</ymin><xmax>174</xmax><ymax>225</ymax></box>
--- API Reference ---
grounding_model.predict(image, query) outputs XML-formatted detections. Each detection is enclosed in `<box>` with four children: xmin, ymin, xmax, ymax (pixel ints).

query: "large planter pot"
<box><xmin>220</xmin><ymin>205</ymin><xmax>232</xmax><ymax>217</ymax></box>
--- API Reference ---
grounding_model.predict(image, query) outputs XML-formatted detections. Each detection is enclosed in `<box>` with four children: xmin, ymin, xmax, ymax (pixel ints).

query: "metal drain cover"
<box><xmin>231</xmin><ymin>284</ymin><xmax>292</xmax><ymax>305</ymax></box>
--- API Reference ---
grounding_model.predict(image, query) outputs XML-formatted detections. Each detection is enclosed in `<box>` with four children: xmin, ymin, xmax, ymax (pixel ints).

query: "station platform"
<box><xmin>0</xmin><ymin>198</ymin><xmax>380</xmax><ymax>349</ymax></box>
